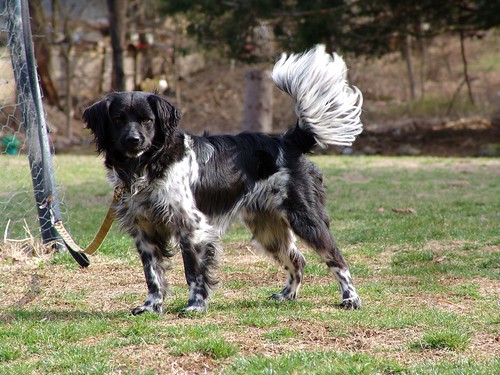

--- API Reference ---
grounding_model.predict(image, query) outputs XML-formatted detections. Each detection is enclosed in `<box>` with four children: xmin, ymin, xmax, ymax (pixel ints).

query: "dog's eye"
<box><xmin>114</xmin><ymin>115</ymin><xmax>124</xmax><ymax>124</ymax></box>
<box><xmin>141</xmin><ymin>118</ymin><xmax>153</xmax><ymax>125</ymax></box>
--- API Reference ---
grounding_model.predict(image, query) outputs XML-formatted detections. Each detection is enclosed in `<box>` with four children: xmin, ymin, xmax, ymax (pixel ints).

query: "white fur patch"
<box><xmin>113</xmin><ymin>138</ymin><xmax>217</xmax><ymax>248</ymax></box>
<box><xmin>272</xmin><ymin>45</ymin><xmax>363</xmax><ymax>147</ymax></box>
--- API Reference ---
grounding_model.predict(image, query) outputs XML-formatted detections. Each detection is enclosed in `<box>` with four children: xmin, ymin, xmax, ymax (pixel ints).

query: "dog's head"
<box><xmin>83</xmin><ymin>92</ymin><xmax>181</xmax><ymax>161</ymax></box>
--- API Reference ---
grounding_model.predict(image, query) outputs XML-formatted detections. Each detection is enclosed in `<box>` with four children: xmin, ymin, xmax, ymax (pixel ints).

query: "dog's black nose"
<box><xmin>126</xmin><ymin>134</ymin><xmax>141</xmax><ymax>145</ymax></box>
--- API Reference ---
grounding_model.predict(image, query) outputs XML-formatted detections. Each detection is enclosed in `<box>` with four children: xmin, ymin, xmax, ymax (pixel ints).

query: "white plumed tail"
<box><xmin>272</xmin><ymin>45</ymin><xmax>363</xmax><ymax>147</ymax></box>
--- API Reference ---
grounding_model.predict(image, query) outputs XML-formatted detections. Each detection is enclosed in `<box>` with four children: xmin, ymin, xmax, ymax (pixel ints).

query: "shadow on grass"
<box><xmin>2</xmin><ymin>299</ymin><xmax>322</xmax><ymax>323</ymax></box>
<box><xmin>0</xmin><ymin>307</ymin><xmax>131</xmax><ymax>324</ymax></box>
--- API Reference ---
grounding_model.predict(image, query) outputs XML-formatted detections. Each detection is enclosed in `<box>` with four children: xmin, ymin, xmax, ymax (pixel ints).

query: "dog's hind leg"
<box><xmin>244</xmin><ymin>212</ymin><xmax>306</xmax><ymax>301</ymax></box>
<box><xmin>269</xmin><ymin>240</ymin><xmax>306</xmax><ymax>301</ymax></box>
<box><xmin>288</xmin><ymin>211</ymin><xmax>362</xmax><ymax>309</ymax></box>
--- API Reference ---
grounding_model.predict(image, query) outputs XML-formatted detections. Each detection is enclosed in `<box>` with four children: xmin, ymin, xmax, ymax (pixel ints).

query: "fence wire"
<box><xmin>0</xmin><ymin>0</ymin><xmax>65</xmax><ymax>246</ymax></box>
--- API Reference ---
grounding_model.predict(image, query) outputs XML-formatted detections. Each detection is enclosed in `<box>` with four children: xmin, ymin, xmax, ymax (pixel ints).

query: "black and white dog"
<box><xmin>83</xmin><ymin>45</ymin><xmax>363</xmax><ymax>315</ymax></box>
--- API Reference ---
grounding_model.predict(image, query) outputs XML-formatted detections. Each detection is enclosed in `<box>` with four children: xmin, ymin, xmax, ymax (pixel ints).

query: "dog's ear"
<box><xmin>147</xmin><ymin>94</ymin><xmax>181</xmax><ymax>131</ymax></box>
<box><xmin>83</xmin><ymin>97</ymin><xmax>112</xmax><ymax>154</ymax></box>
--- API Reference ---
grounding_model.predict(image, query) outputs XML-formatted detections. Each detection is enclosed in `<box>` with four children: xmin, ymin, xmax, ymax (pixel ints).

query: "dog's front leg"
<box><xmin>132</xmin><ymin>238</ymin><xmax>168</xmax><ymax>315</ymax></box>
<box><xmin>179</xmin><ymin>234</ymin><xmax>220</xmax><ymax>315</ymax></box>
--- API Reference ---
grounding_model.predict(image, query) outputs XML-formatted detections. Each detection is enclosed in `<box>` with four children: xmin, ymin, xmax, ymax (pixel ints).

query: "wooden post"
<box><xmin>243</xmin><ymin>69</ymin><xmax>273</xmax><ymax>133</ymax></box>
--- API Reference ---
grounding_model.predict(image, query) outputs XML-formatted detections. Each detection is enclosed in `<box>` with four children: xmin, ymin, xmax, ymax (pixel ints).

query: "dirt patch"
<box><xmin>352</xmin><ymin>117</ymin><xmax>500</xmax><ymax>157</ymax></box>
<box><xmin>112</xmin><ymin>343</ymin><xmax>218</xmax><ymax>375</ymax></box>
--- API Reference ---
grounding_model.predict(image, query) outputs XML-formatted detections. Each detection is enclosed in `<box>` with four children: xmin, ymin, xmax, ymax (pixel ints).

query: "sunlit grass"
<box><xmin>0</xmin><ymin>155</ymin><xmax>498</xmax><ymax>373</ymax></box>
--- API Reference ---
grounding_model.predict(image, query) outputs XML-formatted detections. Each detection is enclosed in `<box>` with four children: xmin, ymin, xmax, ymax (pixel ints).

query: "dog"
<box><xmin>83</xmin><ymin>45</ymin><xmax>363</xmax><ymax>315</ymax></box>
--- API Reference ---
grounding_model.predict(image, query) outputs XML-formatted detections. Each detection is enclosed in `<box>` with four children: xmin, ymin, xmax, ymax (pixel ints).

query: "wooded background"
<box><xmin>1</xmin><ymin>0</ymin><xmax>499</xmax><ymax>155</ymax></box>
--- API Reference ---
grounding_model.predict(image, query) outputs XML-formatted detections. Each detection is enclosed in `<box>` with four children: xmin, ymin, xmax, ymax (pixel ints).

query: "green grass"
<box><xmin>1</xmin><ymin>155</ymin><xmax>499</xmax><ymax>374</ymax></box>
<box><xmin>263</xmin><ymin>328</ymin><xmax>297</xmax><ymax>342</ymax></box>
<box><xmin>411</xmin><ymin>330</ymin><xmax>471</xmax><ymax>351</ymax></box>
<box><xmin>229</xmin><ymin>351</ymin><xmax>406</xmax><ymax>374</ymax></box>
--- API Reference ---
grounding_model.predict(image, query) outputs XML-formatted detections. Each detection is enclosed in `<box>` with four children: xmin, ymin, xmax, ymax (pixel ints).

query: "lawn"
<box><xmin>0</xmin><ymin>154</ymin><xmax>499</xmax><ymax>374</ymax></box>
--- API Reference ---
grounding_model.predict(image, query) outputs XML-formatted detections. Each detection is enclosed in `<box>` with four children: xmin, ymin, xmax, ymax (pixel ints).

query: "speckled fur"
<box><xmin>83</xmin><ymin>46</ymin><xmax>363</xmax><ymax>315</ymax></box>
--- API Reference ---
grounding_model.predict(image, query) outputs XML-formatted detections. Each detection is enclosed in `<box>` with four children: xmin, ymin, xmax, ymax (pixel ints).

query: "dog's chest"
<box><xmin>115</xmin><ymin>154</ymin><xmax>199</xmax><ymax>231</ymax></box>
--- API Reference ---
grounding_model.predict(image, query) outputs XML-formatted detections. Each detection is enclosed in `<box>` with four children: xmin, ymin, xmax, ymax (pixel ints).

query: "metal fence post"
<box><xmin>5</xmin><ymin>0</ymin><xmax>89</xmax><ymax>266</ymax></box>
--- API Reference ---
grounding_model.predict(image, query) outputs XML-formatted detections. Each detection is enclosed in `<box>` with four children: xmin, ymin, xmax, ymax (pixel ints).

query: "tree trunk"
<box><xmin>28</xmin><ymin>0</ymin><xmax>60</xmax><ymax>108</ymax></box>
<box><xmin>60</xmin><ymin>17</ymin><xmax>74</xmax><ymax>140</ymax></box>
<box><xmin>416</xmin><ymin>19</ymin><xmax>426</xmax><ymax>101</ymax></box>
<box><xmin>173</xmin><ymin>18</ymin><xmax>182</xmax><ymax>107</ymax></box>
<box><xmin>243</xmin><ymin>70</ymin><xmax>273</xmax><ymax>133</ymax></box>
<box><xmin>99</xmin><ymin>45</ymin><xmax>107</xmax><ymax>93</ymax></box>
<box><xmin>63</xmin><ymin>44</ymin><xmax>73</xmax><ymax>139</ymax></box>
<box><xmin>51</xmin><ymin>0</ymin><xmax>58</xmax><ymax>42</ymax></box>
<box><xmin>402</xmin><ymin>34</ymin><xmax>416</xmax><ymax>101</ymax></box>
<box><xmin>106</xmin><ymin>0</ymin><xmax>127</xmax><ymax>91</ymax></box>
<box><xmin>459</xmin><ymin>30</ymin><xmax>475</xmax><ymax>106</ymax></box>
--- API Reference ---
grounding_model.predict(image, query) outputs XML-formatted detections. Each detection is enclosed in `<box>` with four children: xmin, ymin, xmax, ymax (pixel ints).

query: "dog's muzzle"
<box><xmin>119</xmin><ymin>132</ymin><xmax>147</xmax><ymax>158</ymax></box>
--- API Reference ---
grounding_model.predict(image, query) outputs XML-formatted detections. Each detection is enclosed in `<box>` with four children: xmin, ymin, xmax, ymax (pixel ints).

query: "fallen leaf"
<box><xmin>391</xmin><ymin>208</ymin><xmax>416</xmax><ymax>215</ymax></box>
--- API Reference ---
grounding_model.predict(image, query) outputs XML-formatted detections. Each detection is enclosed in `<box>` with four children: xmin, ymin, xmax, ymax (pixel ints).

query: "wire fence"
<box><xmin>1</xmin><ymin>0</ymin><xmax>66</xmax><ymax>253</ymax></box>
<box><xmin>1</xmin><ymin>1</ymin><xmax>38</xmax><ymax>242</ymax></box>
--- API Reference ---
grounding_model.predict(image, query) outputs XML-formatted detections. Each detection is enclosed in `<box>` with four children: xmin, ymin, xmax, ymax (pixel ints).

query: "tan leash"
<box><xmin>53</xmin><ymin>188</ymin><xmax>123</xmax><ymax>255</ymax></box>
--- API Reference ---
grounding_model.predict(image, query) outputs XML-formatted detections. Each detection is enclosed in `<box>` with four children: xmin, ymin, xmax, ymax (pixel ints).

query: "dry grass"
<box><xmin>0</xmin><ymin>219</ymin><xmax>56</xmax><ymax>266</ymax></box>
<box><xmin>1</xmin><ymin>239</ymin><xmax>498</xmax><ymax>373</ymax></box>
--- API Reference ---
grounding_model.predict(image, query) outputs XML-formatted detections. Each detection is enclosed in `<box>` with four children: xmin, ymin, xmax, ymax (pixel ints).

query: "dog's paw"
<box><xmin>340</xmin><ymin>296</ymin><xmax>362</xmax><ymax>310</ymax></box>
<box><xmin>268</xmin><ymin>292</ymin><xmax>296</xmax><ymax>301</ymax></box>
<box><xmin>131</xmin><ymin>303</ymin><xmax>163</xmax><ymax>316</ymax></box>
<box><xmin>178</xmin><ymin>303</ymin><xmax>207</xmax><ymax>317</ymax></box>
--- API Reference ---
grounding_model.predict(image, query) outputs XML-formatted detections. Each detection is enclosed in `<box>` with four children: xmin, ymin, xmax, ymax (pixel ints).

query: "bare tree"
<box><xmin>243</xmin><ymin>70</ymin><xmax>273</xmax><ymax>133</ymax></box>
<box><xmin>106</xmin><ymin>0</ymin><xmax>128</xmax><ymax>91</ymax></box>
<box><xmin>401</xmin><ymin>34</ymin><xmax>416</xmax><ymax>102</ymax></box>
<box><xmin>53</xmin><ymin>0</ymin><xmax>91</xmax><ymax>139</ymax></box>
<box><xmin>60</xmin><ymin>16</ymin><xmax>74</xmax><ymax>139</ymax></box>
<box><xmin>459</xmin><ymin>30</ymin><xmax>475</xmax><ymax>106</ymax></box>
<box><xmin>28</xmin><ymin>0</ymin><xmax>60</xmax><ymax>108</ymax></box>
